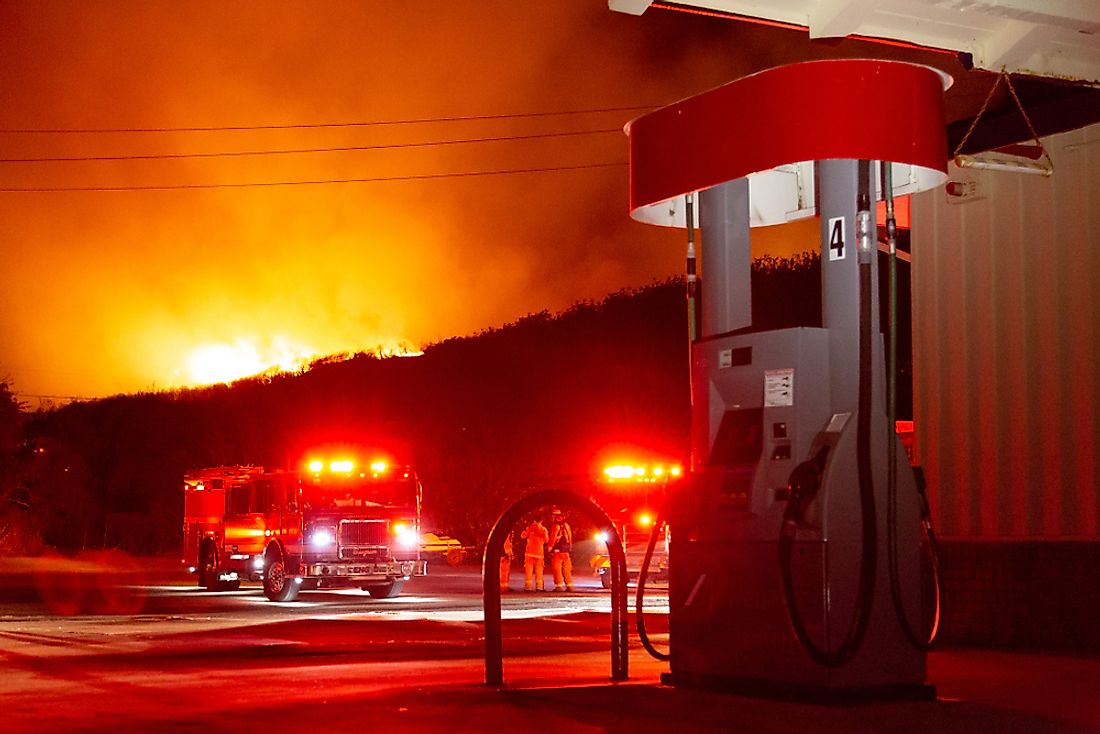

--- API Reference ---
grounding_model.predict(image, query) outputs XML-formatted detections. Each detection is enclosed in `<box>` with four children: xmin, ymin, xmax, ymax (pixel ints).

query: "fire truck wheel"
<box><xmin>262</xmin><ymin>546</ymin><xmax>299</xmax><ymax>602</ymax></box>
<box><xmin>446</xmin><ymin>548</ymin><xmax>466</xmax><ymax>567</ymax></box>
<box><xmin>362</xmin><ymin>579</ymin><xmax>404</xmax><ymax>599</ymax></box>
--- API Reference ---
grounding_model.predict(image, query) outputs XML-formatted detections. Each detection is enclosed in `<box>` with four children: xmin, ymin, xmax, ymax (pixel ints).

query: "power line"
<box><xmin>0</xmin><ymin>105</ymin><xmax>659</xmax><ymax>135</ymax></box>
<box><xmin>0</xmin><ymin>127</ymin><xmax>622</xmax><ymax>164</ymax></box>
<box><xmin>0</xmin><ymin>160</ymin><xmax>628</xmax><ymax>193</ymax></box>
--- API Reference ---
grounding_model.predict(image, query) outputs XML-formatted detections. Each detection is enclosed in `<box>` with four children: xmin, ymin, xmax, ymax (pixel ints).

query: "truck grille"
<box><xmin>339</xmin><ymin>519</ymin><xmax>388</xmax><ymax>560</ymax></box>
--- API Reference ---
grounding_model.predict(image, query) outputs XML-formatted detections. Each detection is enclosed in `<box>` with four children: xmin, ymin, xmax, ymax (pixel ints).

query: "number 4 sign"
<box><xmin>828</xmin><ymin>216</ymin><xmax>846</xmax><ymax>261</ymax></box>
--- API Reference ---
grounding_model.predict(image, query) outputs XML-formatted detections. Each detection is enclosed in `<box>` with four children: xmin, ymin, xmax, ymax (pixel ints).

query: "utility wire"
<box><xmin>0</xmin><ymin>160</ymin><xmax>628</xmax><ymax>193</ymax></box>
<box><xmin>0</xmin><ymin>127</ymin><xmax>622</xmax><ymax>164</ymax></box>
<box><xmin>0</xmin><ymin>105</ymin><xmax>658</xmax><ymax>135</ymax></box>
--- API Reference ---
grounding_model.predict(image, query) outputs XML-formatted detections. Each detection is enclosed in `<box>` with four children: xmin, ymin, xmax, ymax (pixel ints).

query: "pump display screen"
<box><xmin>709</xmin><ymin>407</ymin><xmax>764</xmax><ymax>466</ymax></box>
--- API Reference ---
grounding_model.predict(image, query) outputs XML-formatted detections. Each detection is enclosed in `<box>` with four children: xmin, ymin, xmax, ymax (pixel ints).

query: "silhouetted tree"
<box><xmin>0</xmin><ymin>380</ymin><xmax>38</xmax><ymax>553</ymax></box>
<box><xmin>19</xmin><ymin>257</ymin><xmax>842</xmax><ymax>553</ymax></box>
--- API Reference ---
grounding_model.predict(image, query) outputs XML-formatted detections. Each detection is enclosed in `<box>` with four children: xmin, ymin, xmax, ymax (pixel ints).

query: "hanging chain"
<box><xmin>953</xmin><ymin>68</ymin><xmax>1053</xmax><ymax>172</ymax></box>
<box><xmin>953</xmin><ymin>72</ymin><xmax>1003</xmax><ymax>157</ymax></box>
<box><xmin>1001</xmin><ymin>71</ymin><xmax>1054</xmax><ymax>170</ymax></box>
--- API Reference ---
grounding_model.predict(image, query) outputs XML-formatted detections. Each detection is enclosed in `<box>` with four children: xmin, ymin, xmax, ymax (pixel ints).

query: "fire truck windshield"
<box><xmin>301</xmin><ymin>474</ymin><xmax>417</xmax><ymax>511</ymax></box>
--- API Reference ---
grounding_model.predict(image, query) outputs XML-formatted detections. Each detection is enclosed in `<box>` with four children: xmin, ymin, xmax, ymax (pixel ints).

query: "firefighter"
<box><xmin>548</xmin><ymin>507</ymin><xmax>574</xmax><ymax>592</ymax></box>
<box><xmin>500</xmin><ymin>532</ymin><xmax>514</xmax><ymax>593</ymax></box>
<box><xmin>521</xmin><ymin>515</ymin><xmax>549</xmax><ymax>592</ymax></box>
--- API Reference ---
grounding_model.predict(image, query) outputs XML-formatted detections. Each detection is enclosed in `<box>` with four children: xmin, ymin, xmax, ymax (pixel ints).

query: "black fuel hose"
<box><xmin>882</xmin><ymin>165</ymin><xmax>941</xmax><ymax>650</ymax></box>
<box><xmin>851</xmin><ymin>237</ymin><xmax>879</xmax><ymax>652</ymax></box>
<box><xmin>888</xmin><ymin>464</ymin><xmax>942</xmax><ymax>649</ymax></box>
<box><xmin>778</xmin><ymin>170</ymin><xmax>878</xmax><ymax>668</ymax></box>
<box><xmin>635</xmin><ymin>504</ymin><xmax>670</xmax><ymax>662</ymax></box>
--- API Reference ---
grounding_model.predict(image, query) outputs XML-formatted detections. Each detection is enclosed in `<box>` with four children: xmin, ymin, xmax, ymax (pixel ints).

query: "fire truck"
<box><xmin>590</xmin><ymin>460</ymin><xmax>681</xmax><ymax>588</ymax></box>
<box><xmin>182</xmin><ymin>456</ymin><xmax>427</xmax><ymax>602</ymax></box>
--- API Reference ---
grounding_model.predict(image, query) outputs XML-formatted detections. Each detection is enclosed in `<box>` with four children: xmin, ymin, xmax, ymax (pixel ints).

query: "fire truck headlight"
<box><xmin>309</xmin><ymin>528</ymin><xmax>336</xmax><ymax>549</ymax></box>
<box><xmin>594</xmin><ymin>531</ymin><xmax>610</xmax><ymax>544</ymax></box>
<box><xmin>252</xmin><ymin>556</ymin><xmax>265</xmax><ymax>570</ymax></box>
<box><xmin>392</xmin><ymin>522</ymin><xmax>418</xmax><ymax>549</ymax></box>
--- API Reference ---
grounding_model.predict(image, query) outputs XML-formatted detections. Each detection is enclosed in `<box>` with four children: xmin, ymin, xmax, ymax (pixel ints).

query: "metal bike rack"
<box><xmin>483</xmin><ymin>488</ymin><xmax>628</xmax><ymax>686</ymax></box>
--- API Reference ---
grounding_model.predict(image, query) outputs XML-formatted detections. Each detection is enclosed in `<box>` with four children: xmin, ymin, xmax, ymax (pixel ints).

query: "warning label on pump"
<box><xmin>764</xmin><ymin>369</ymin><xmax>794</xmax><ymax>407</ymax></box>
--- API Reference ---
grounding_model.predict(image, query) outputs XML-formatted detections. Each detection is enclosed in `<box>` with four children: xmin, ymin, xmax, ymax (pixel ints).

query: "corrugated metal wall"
<box><xmin>911</xmin><ymin>123</ymin><xmax>1100</xmax><ymax>538</ymax></box>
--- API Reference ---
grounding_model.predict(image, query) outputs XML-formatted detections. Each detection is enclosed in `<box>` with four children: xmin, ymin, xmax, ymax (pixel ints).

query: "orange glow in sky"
<box><xmin>0</xmin><ymin>1</ymin><xmax>884</xmax><ymax>406</ymax></box>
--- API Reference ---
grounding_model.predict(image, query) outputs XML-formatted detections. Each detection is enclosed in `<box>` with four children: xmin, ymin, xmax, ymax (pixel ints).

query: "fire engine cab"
<box><xmin>590</xmin><ymin>460</ymin><xmax>681</xmax><ymax>588</ymax></box>
<box><xmin>183</xmin><ymin>456</ymin><xmax>427</xmax><ymax>602</ymax></box>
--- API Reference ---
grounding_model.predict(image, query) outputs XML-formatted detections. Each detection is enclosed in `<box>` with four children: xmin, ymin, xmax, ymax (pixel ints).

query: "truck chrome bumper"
<box><xmin>303</xmin><ymin>559</ymin><xmax>427</xmax><ymax>579</ymax></box>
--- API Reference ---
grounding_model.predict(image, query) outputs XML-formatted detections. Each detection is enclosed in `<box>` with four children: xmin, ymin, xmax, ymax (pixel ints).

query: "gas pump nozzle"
<box><xmin>781</xmin><ymin>445</ymin><xmax>830</xmax><ymax>535</ymax></box>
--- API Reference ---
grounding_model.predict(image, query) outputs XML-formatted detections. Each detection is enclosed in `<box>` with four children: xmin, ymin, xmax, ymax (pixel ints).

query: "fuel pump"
<box><xmin>625</xmin><ymin>60</ymin><xmax>948</xmax><ymax>698</ymax></box>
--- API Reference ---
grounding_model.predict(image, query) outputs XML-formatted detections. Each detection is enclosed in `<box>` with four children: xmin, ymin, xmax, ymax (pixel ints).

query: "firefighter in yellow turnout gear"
<box><xmin>548</xmin><ymin>508</ymin><xmax>574</xmax><ymax>592</ymax></box>
<box><xmin>521</xmin><ymin>516</ymin><xmax>549</xmax><ymax>591</ymax></box>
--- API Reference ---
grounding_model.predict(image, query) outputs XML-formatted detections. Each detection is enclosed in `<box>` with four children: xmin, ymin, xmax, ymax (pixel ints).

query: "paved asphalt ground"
<box><xmin>140</xmin><ymin>646</ymin><xmax>1098</xmax><ymax>734</ymax></box>
<box><xmin>7</xmin><ymin>613</ymin><xmax>1099</xmax><ymax>733</ymax></box>
<box><xmin>1</xmin><ymin>558</ymin><xmax>1098</xmax><ymax>733</ymax></box>
<box><xmin>142</xmin><ymin>645</ymin><xmax>1100</xmax><ymax>734</ymax></box>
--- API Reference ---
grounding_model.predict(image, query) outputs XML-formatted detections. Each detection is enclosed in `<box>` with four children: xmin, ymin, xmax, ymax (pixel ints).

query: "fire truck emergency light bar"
<box><xmin>603</xmin><ymin>463</ymin><xmax>683</xmax><ymax>481</ymax></box>
<box><xmin>306</xmin><ymin>458</ymin><xmax>390</xmax><ymax>475</ymax></box>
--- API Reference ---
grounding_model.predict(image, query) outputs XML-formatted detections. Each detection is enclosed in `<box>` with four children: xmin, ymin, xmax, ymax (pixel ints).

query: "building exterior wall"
<box><xmin>937</xmin><ymin>539</ymin><xmax>1100</xmax><ymax>651</ymax></box>
<box><xmin>911</xmin><ymin>123</ymin><xmax>1100</xmax><ymax>539</ymax></box>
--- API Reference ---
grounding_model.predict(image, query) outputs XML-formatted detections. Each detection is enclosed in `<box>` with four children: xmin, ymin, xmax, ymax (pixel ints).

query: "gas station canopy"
<box><xmin>610</xmin><ymin>0</ymin><xmax>1100</xmax><ymax>84</ymax></box>
<box><xmin>626</xmin><ymin>60</ymin><xmax>949</xmax><ymax>227</ymax></box>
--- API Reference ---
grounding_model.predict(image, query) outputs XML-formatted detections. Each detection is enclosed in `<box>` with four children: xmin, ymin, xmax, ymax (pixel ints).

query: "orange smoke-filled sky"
<box><xmin>0</xmin><ymin>1</ymin><xmax>829</xmax><ymax>404</ymax></box>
